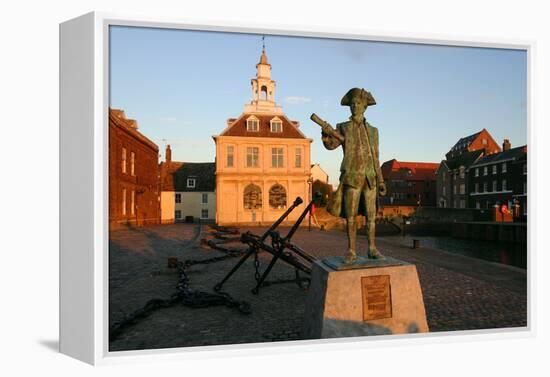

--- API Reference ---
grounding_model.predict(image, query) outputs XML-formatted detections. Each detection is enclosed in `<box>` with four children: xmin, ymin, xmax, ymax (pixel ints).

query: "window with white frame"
<box><xmin>483</xmin><ymin>182</ymin><xmax>488</xmax><ymax>192</ymax></box>
<box><xmin>187</xmin><ymin>178</ymin><xmax>196</xmax><ymax>188</ymax></box>
<box><xmin>459</xmin><ymin>167</ymin><xmax>465</xmax><ymax>179</ymax></box>
<box><xmin>201</xmin><ymin>209</ymin><xmax>209</xmax><ymax>219</ymax></box>
<box><xmin>492</xmin><ymin>165</ymin><xmax>497</xmax><ymax>175</ymax></box>
<box><xmin>226</xmin><ymin>146</ymin><xmax>234</xmax><ymax>167</ymax></box>
<box><xmin>484</xmin><ymin>166</ymin><xmax>488</xmax><ymax>176</ymax></box>
<box><xmin>175</xmin><ymin>210</ymin><xmax>182</xmax><ymax>219</ymax></box>
<box><xmin>202</xmin><ymin>193</ymin><xmax>208</xmax><ymax>204</ymax></box>
<box><xmin>294</xmin><ymin>148</ymin><xmax>302</xmax><ymax>168</ymax></box>
<box><xmin>493</xmin><ymin>180</ymin><xmax>497</xmax><ymax>191</ymax></box>
<box><xmin>130</xmin><ymin>151</ymin><xmax>135</xmax><ymax>176</ymax></box>
<box><xmin>269</xmin><ymin>184</ymin><xmax>287</xmax><ymax>209</ymax></box>
<box><xmin>175</xmin><ymin>193</ymin><xmax>181</xmax><ymax>203</ymax></box>
<box><xmin>502</xmin><ymin>162</ymin><xmax>507</xmax><ymax>173</ymax></box>
<box><xmin>474</xmin><ymin>183</ymin><xmax>479</xmax><ymax>193</ymax></box>
<box><xmin>475</xmin><ymin>168</ymin><xmax>479</xmax><ymax>177</ymax></box>
<box><xmin>246</xmin><ymin>117</ymin><xmax>259</xmax><ymax>132</ymax></box>
<box><xmin>459</xmin><ymin>183</ymin><xmax>465</xmax><ymax>194</ymax></box>
<box><xmin>122</xmin><ymin>188</ymin><xmax>127</xmax><ymax>216</ymax></box>
<box><xmin>122</xmin><ymin>147</ymin><xmax>127</xmax><ymax>174</ymax></box>
<box><xmin>246</xmin><ymin>147</ymin><xmax>259</xmax><ymax>167</ymax></box>
<box><xmin>131</xmin><ymin>190</ymin><xmax>135</xmax><ymax>215</ymax></box>
<box><xmin>460</xmin><ymin>199</ymin><xmax>465</xmax><ymax>208</ymax></box>
<box><xmin>243</xmin><ymin>184</ymin><xmax>262</xmax><ymax>210</ymax></box>
<box><xmin>271</xmin><ymin>147</ymin><xmax>284</xmax><ymax>168</ymax></box>
<box><xmin>270</xmin><ymin>119</ymin><xmax>283</xmax><ymax>133</ymax></box>
<box><xmin>502</xmin><ymin>179</ymin><xmax>507</xmax><ymax>191</ymax></box>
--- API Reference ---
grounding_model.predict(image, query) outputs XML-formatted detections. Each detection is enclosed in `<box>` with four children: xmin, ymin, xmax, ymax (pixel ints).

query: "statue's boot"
<box><xmin>368</xmin><ymin>247</ymin><xmax>385</xmax><ymax>260</ymax></box>
<box><xmin>344</xmin><ymin>249</ymin><xmax>357</xmax><ymax>264</ymax></box>
<box><xmin>366</xmin><ymin>219</ymin><xmax>385</xmax><ymax>259</ymax></box>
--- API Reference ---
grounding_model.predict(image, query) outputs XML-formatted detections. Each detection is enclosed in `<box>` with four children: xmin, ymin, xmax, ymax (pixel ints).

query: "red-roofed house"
<box><xmin>380</xmin><ymin>159</ymin><xmax>439</xmax><ymax>206</ymax></box>
<box><xmin>213</xmin><ymin>47</ymin><xmax>312</xmax><ymax>225</ymax></box>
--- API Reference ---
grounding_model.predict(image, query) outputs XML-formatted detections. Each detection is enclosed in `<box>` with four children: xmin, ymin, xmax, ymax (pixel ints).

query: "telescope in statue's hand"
<box><xmin>310</xmin><ymin>113</ymin><xmax>345</xmax><ymax>143</ymax></box>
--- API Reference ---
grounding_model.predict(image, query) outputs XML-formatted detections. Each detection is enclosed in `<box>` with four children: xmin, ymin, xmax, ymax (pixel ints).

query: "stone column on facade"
<box><xmin>237</xmin><ymin>180</ymin><xmax>243</xmax><ymax>224</ymax></box>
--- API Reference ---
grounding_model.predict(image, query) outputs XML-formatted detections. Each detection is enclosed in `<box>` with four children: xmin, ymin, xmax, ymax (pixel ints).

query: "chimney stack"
<box><xmin>502</xmin><ymin>139</ymin><xmax>511</xmax><ymax>151</ymax></box>
<box><xmin>165</xmin><ymin>144</ymin><xmax>172</xmax><ymax>163</ymax></box>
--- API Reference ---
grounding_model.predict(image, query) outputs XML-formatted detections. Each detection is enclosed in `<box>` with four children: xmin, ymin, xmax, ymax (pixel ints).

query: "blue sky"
<box><xmin>110</xmin><ymin>26</ymin><xmax>527</xmax><ymax>185</ymax></box>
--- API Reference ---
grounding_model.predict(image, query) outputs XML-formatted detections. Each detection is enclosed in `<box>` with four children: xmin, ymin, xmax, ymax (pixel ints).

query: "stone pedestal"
<box><xmin>303</xmin><ymin>256</ymin><xmax>429</xmax><ymax>339</ymax></box>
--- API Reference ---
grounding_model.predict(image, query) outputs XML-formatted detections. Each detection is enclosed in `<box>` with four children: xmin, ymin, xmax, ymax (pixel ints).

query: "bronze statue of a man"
<box><xmin>311</xmin><ymin>88</ymin><xmax>386</xmax><ymax>263</ymax></box>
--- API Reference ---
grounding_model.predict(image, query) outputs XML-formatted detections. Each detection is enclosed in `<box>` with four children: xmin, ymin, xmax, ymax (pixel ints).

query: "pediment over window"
<box><xmin>246</xmin><ymin>115</ymin><xmax>259</xmax><ymax>132</ymax></box>
<box><xmin>270</xmin><ymin>117</ymin><xmax>283</xmax><ymax>133</ymax></box>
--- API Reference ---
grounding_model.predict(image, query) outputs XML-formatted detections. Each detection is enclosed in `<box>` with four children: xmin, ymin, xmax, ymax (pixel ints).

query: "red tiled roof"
<box><xmin>220</xmin><ymin>113</ymin><xmax>306</xmax><ymax>139</ymax></box>
<box><xmin>381</xmin><ymin>159</ymin><xmax>439</xmax><ymax>181</ymax></box>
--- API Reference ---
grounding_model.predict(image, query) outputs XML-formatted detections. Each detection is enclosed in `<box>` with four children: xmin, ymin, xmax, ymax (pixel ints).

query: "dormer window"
<box><xmin>187</xmin><ymin>178</ymin><xmax>196</xmax><ymax>188</ymax></box>
<box><xmin>246</xmin><ymin>116</ymin><xmax>259</xmax><ymax>132</ymax></box>
<box><xmin>270</xmin><ymin>118</ymin><xmax>283</xmax><ymax>133</ymax></box>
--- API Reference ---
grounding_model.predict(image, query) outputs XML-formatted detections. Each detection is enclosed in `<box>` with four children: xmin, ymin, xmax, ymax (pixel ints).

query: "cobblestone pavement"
<box><xmin>109</xmin><ymin>223</ymin><xmax>527</xmax><ymax>351</ymax></box>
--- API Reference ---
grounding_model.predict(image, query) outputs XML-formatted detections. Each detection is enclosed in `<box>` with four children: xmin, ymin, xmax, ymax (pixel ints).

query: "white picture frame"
<box><xmin>59</xmin><ymin>11</ymin><xmax>534</xmax><ymax>365</ymax></box>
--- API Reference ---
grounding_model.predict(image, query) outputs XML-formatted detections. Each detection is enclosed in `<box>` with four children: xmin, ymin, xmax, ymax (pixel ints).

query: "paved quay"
<box><xmin>109</xmin><ymin>223</ymin><xmax>527</xmax><ymax>352</ymax></box>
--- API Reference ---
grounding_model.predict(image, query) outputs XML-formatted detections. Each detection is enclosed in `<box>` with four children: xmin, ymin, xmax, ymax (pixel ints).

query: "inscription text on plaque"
<box><xmin>361</xmin><ymin>275</ymin><xmax>392</xmax><ymax>321</ymax></box>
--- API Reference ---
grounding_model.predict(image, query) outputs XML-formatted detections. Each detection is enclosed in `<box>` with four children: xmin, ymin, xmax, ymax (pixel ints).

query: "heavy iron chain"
<box><xmin>253</xmin><ymin>248</ymin><xmax>261</xmax><ymax>284</ymax></box>
<box><xmin>109</xmin><ymin>248</ymin><xmax>251</xmax><ymax>341</ymax></box>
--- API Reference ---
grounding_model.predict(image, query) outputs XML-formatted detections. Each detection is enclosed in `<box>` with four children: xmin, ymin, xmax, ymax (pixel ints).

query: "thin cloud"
<box><xmin>160</xmin><ymin>116</ymin><xmax>177</xmax><ymax>122</ymax></box>
<box><xmin>338</xmin><ymin>44</ymin><xmax>369</xmax><ymax>64</ymax></box>
<box><xmin>285</xmin><ymin>96</ymin><xmax>312</xmax><ymax>105</ymax></box>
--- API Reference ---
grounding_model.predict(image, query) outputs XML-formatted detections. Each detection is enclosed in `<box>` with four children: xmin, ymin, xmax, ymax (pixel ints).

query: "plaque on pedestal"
<box><xmin>303</xmin><ymin>257</ymin><xmax>429</xmax><ymax>339</ymax></box>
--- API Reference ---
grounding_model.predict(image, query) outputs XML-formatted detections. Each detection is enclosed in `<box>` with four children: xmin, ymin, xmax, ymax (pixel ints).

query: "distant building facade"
<box><xmin>310</xmin><ymin>163</ymin><xmax>329</xmax><ymax>184</ymax></box>
<box><xmin>310</xmin><ymin>164</ymin><xmax>332</xmax><ymax>207</ymax></box>
<box><xmin>159</xmin><ymin>145</ymin><xmax>216</xmax><ymax>223</ymax></box>
<box><xmin>436</xmin><ymin>129</ymin><xmax>501</xmax><ymax>208</ymax></box>
<box><xmin>380</xmin><ymin>159</ymin><xmax>439</xmax><ymax>206</ymax></box>
<box><xmin>109</xmin><ymin>109</ymin><xmax>160</xmax><ymax>228</ymax></box>
<box><xmin>213</xmin><ymin>47</ymin><xmax>312</xmax><ymax>225</ymax></box>
<box><xmin>468</xmin><ymin>141</ymin><xmax>527</xmax><ymax>217</ymax></box>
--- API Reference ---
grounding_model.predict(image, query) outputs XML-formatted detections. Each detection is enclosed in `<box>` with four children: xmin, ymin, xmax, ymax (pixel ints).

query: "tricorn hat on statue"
<box><xmin>340</xmin><ymin>88</ymin><xmax>376</xmax><ymax>107</ymax></box>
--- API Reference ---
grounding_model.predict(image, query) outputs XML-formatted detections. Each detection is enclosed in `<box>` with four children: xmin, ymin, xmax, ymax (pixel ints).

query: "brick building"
<box><xmin>511</xmin><ymin>147</ymin><xmax>528</xmax><ymax>220</ymax></box>
<box><xmin>436</xmin><ymin>129</ymin><xmax>501</xmax><ymax>208</ymax></box>
<box><xmin>380</xmin><ymin>159</ymin><xmax>439</xmax><ymax>206</ymax></box>
<box><xmin>468</xmin><ymin>140</ymin><xmax>527</xmax><ymax>217</ymax></box>
<box><xmin>159</xmin><ymin>145</ymin><xmax>216</xmax><ymax>223</ymax></box>
<box><xmin>109</xmin><ymin>109</ymin><xmax>160</xmax><ymax>228</ymax></box>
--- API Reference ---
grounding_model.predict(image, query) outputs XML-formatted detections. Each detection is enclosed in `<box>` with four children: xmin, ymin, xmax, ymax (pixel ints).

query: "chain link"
<box><xmin>253</xmin><ymin>249</ymin><xmax>261</xmax><ymax>284</ymax></box>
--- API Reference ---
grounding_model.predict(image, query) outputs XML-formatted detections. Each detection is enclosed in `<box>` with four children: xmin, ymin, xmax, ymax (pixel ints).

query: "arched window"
<box><xmin>243</xmin><ymin>184</ymin><xmax>262</xmax><ymax>210</ymax></box>
<box><xmin>269</xmin><ymin>184</ymin><xmax>287</xmax><ymax>209</ymax></box>
<box><xmin>261</xmin><ymin>85</ymin><xmax>268</xmax><ymax>101</ymax></box>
